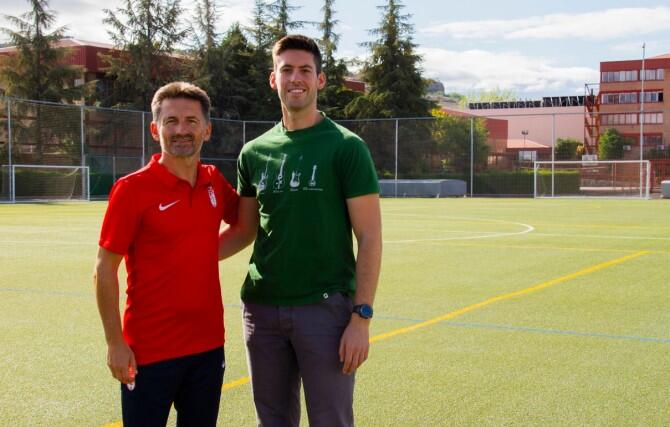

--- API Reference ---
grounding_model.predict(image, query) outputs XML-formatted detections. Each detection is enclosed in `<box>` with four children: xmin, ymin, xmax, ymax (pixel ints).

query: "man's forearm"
<box><xmin>218</xmin><ymin>224</ymin><xmax>256</xmax><ymax>260</ymax></box>
<box><xmin>353</xmin><ymin>234</ymin><xmax>382</xmax><ymax>305</ymax></box>
<box><xmin>94</xmin><ymin>266</ymin><xmax>124</xmax><ymax>345</ymax></box>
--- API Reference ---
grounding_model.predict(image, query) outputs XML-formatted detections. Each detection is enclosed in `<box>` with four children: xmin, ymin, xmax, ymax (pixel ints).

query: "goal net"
<box><xmin>2</xmin><ymin>164</ymin><xmax>90</xmax><ymax>202</ymax></box>
<box><xmin>534</xmin><ymin>160</ymin><xmax>650</xmax><ymax>199</ymax></box>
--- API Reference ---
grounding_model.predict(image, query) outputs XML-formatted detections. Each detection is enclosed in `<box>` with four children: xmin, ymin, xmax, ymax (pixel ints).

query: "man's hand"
<box><xmin>338</xmin><ymin>315</ymin><xmax>370</xmax><ymax>375</ymax></box>
<box><xmin>107</xmin><ymin>340</ymin><xmax>137</xmax><ymax>384</ymax></box>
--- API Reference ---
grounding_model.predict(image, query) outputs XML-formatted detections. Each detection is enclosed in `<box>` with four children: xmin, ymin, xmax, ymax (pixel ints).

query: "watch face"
<box><xmin>357</xmin><ymin>304</ymin><xmax>373</xmax><ymax>318</ymax></box>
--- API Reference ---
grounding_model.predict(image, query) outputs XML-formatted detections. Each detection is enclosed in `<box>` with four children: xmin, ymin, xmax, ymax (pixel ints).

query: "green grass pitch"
<box><xmin>0</xmin><ymin>198</ymin><xmax>669</xmax><ymax>426</ymax></box>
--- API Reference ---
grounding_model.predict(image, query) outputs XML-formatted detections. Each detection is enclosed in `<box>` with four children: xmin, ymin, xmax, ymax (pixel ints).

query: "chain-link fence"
<box><xmin>1</xmin><ymin>96</ymin><xmax>668</xmax><ymax>201</ymax></box>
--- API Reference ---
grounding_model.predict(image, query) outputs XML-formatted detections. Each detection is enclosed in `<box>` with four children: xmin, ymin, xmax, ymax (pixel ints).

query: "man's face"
<box><xmin>150</xmin><ymin>97</ymin><xmax>211</xmax><ymax>158</ymax></box>
<box><xmin>270</xmin><ymin>49</ymin><xmax>326</xmax><ymax>113</ymax></box>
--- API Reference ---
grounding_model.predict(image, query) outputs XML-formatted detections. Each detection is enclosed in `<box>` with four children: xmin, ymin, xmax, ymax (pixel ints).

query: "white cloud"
<box><xmin>1</xmin><ymin>0</ymin><xmax>254</xmax><ymax>44</ymax></box>
<box><xmin>421</xmin><ymin>7</ymin><xmax>670</xmax><ymax>41</ymax></box>
<box><xmin>418</xmin><ymin>47</ymin><xmax>599</xmax><ymax>96</ymax></box>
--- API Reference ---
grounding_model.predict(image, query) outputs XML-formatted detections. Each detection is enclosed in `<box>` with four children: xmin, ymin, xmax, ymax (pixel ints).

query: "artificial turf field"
<box><xmin>0</xmin><ymin>198</ymin><xmax>669</xmax><ymax>426</ymax></box>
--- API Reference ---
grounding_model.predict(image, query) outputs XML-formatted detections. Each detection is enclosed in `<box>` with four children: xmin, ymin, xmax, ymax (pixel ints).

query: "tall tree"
<box><xmin>266</xmin><ymin>0</ymin><xmax>307</xmax><ymax>40</ymax></box>
<box><xmin>316</xmin><ymin>0</ymin><xmax>359</xmax><ymax>119</ymax></box>
<box><xmin>0</xmin><ymin>0</ymin><xmax>82</xmax><ymax>102</ymax></box>
<box><xmin>189</xmin><ymin>0</ymin><xmax>224</xmax><ymax>112</ymax></box>
<box><xmin>345</xmin><ymin>0</ymin><xmax>432</xmax><ymax>119</ymax></box>
<box><xmin>101</xmin><ymin>0</ymin><xmax>187</xmax><ymax>110</ymax></box>
<box><xmin>244</xmin><ymin>0</ymin><xmax>280</xmax><ymax>120</ymax></box>
<box><xmin>318</xmin><ymin>0</ymin><xmax>350</xmax><ymax>88</ymax></box>
<box><xmin>216</xmin><ymin>24</ymin><xmax>257</xmax><ymax>119</ymax></box>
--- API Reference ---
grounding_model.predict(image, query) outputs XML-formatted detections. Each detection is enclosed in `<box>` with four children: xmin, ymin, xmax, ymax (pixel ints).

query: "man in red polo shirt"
<box><xmin>94</xmin><ymin>82</ymin><xmax>238</xmax><ymax>426</ymax></box>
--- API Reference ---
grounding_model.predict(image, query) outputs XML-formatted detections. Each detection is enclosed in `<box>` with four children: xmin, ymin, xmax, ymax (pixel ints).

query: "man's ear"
<box><xmin>269</xmin><ymin>70</ymin><xmax>277</xmax><ymax>91</ymax></box>
<box><xmin>317</xmin><ymin>71</ymin><xmax>326</xmax><ymax>90</ymax></box>
<box><xmin>149</xmin><ymin>121</ymin><xmax>160</xmax><ymax>142</ymax></box>
<box><xmin>203</xmin><ymin>121</ymin><xmax>212</xmax><ymax>142</ymax></box>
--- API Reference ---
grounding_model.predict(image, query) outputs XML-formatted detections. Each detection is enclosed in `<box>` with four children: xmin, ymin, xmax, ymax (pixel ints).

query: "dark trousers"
<box><xmin>243</xmin><ymin>293</ymin><xmax>355</xmax><ymax>427</ymax></box>
<box><xmin>121</xmin><ymin>346</ymin><xmax>225</xmax><ymax>427</ymax></box>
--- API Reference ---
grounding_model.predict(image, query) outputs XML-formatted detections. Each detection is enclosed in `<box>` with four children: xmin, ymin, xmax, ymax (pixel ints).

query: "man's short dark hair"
<box><xmin>272</xmin><ymin>34</ymin><xmax>323</xmax><ymax>75</ymax></box>
<box><xmin>151</xmin><ymin>82</ymin><xmax>211</xmax><ymax>123</ymax></box>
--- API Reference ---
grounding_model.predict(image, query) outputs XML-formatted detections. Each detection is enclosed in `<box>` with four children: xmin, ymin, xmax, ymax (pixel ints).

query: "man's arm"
<box><xmin>338</xmin><ymin>193</ymin><xmax>382</xmax><ymax>375</ymax></box>
<box><xmin>218</xmin><ymin>196</ymin><xmax>260</xmax><ymax>260</ymax></box>
<box><xmin>94</xmin><ymin>246</ymin><xmax>136</xmax><ymax>384</ymax></box>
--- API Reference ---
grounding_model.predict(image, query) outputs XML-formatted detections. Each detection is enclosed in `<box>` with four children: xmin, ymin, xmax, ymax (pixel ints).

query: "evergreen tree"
<box><xmin>244</xmin><ymin>0</ymin><xmax>280</xmax><ymax>120</ymax></box>
<box><xmin>345</xmin><ymin>0</ymin><xmax>432</xmax><ymax>119</ymax></box>
<box><xmin>0</xmin><ymin>0</ymin><xmax>82</xmax><ymax>102</ymax></box>
<box><xmin>316</xmin><ymin>0</ymin><xmax>359</xmax><ymax>119</ymax></box>
<box><xmin>101</xmin><ymin>0</ymin><xmax>187</xmax><ymax>110</ymax></box>
<box><xmin>189</xmin><ymin>0</ymin><xmax>225</xmax><ymax>114</ymax></box>
<box><xmin>266</xmin><ymin>0</ymin><xmax>308</xmax><ymax>40</ymax></box>
<box><xmin>216</xmin><ymin>24</ymin><xmax>257</xmax><ymax>119</ymax></box>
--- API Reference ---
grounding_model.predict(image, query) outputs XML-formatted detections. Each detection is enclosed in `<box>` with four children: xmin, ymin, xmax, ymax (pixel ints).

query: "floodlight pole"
<box><xmin>639</xmin><ymin>42</ymin><xmax>646</xmax><ymax>198</ymax></box>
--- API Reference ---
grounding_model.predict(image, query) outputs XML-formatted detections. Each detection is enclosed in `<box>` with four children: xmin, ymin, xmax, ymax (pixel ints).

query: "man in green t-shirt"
<box><xmin>219</xmin><ymin>34</ymin><xmax>382</xmax><ymax>427</ymax></box>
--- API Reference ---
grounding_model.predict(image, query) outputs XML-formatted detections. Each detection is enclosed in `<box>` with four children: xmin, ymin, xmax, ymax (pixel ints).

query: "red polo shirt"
<box><xmin>99</xmin><ymin>154</ymin><xmax>239</xmax><ymax>365</ymax></box>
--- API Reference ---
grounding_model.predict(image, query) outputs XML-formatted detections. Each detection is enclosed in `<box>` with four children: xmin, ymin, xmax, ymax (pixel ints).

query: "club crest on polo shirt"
<box><xmin>208</xmin><ymin>185</ymin><xmax>217</xmax><ymax>208</ymax></box>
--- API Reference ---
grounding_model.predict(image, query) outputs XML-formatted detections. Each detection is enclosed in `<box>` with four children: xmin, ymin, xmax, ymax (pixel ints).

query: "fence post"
<box><xmin>243</xmin><ymin>121</ymin><xmax>247</xmax><ymax>145</ymax></box>
<box><xmin>80</xmin><ymin>105</ymin><xmax>87</xmax><ymax>200</ymax></box>
<box><xmin>7</xmin><ymin>99</ymin><xmax>13</xmax><ymax>202</ymax></box>
<box><xmin>141</xmin><ymin>112</ymin><xmax>146</xmax><ymax>165</ymax></box>
<box><xmin>551</xmin><ymin>113</ymin><xmax>555</xmax><ymax>197</ymax></box>
<box><xmin>470</xmin><ymin>117</ymin><xmax>474</xmax><ymax>197</ymax></box>
<box><xmin>80</xmin><ymin>105</ymin><xmax>86</xmax><ymax>167</ymax></box>
<box><xmin>394</xmin><ymin>119</ymin><xmax>398</xmax><ymax>198</ymax></box>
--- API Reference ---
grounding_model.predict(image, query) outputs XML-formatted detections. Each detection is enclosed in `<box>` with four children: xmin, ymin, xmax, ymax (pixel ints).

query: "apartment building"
<box><xmin>587</xmin><ymin>54</ymin><xmax>670</xmax><ymax>156</ymax></box>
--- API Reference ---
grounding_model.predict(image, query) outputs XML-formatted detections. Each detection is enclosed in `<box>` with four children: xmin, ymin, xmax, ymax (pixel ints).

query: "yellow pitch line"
<box><xmin>223</xmin><ymin>376</ymin><xmax>250</xmax><ymax>390</ymax></box>
<box><xmin>370</xmin><ymin>250</ymin><xmax>648</xmax><ymax>343</ymax></box>
<box><xmin>103</xmin><ymin>251</ymin><xmax>647</xmax><ymax>426</ymax></box>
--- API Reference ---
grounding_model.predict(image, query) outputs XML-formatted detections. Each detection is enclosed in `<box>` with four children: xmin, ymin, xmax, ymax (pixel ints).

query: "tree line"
<box><xmin>1</xmin><ymin>0</ymin><xmax>495</xmax><ymax>177</ymax></box>
<box><xmin>1</xmin><ymin>0</ymin><xmax>433</xmax><ymax>121</ymax></box>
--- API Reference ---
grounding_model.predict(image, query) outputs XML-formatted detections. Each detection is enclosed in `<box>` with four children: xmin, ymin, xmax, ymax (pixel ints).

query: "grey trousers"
<box><xmin>242</xmin><ymin>292</ymin><xmax>355</xmax><ymax>427</ymax></box>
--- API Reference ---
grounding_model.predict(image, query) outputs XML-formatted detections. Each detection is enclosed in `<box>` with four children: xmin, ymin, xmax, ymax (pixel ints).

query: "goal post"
<box><xmin>533</xmin><ymin>160</ymin><xmax>651</xmax><ymax>199</ymax></box>
<box><xmin>2</xmin><ymin>164</ymin><xmax>90</xmax><ymax>203</ymax></box>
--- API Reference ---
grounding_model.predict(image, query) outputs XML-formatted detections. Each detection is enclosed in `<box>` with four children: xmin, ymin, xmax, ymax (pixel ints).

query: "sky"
<box><xmin>3</xmin><ymin>0</ymin><xmax>670</xmax><ymax>98</ymax></box>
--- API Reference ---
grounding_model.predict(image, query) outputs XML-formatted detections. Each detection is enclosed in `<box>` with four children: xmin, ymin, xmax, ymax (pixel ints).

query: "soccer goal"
<box><xmin>533</xmin><ymin>160</ymin><xmax>651</xmax><ymax>199</ymax></box>
<box><xmin>2</xmin><ymin>164</ymin><xmax>90</xmax><ymax>203</ymax></box>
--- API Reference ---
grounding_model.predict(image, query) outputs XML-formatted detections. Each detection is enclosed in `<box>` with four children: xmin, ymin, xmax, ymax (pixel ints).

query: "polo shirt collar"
<box><xmin>148</xmin><ymin>153</ymin><xmax>213</xmax><ymax>188</ymax></box>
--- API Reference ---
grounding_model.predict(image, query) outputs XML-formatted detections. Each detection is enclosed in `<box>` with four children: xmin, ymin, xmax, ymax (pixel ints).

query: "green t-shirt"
<box><xmin>237</xmin><ymin>115</ymin><xmax>379</xmax><ymax>306</ymax></box>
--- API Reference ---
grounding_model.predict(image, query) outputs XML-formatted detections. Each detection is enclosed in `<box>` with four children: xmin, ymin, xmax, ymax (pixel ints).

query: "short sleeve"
<box><xmin>237</xmin><ymin>149</ymin><xmax>257</xmax><ymax>197</ymax></box>
<box><xmin>219</xmin><ymin>175</ymin><xmax>240</xmax><ymax>225</ymax></box>
<box><xmin>339</xmin><ymin>138</ymin><xmax>380</xmax><ymax>199</ymax></box>
<box><xmin>99</xmin><ymin>179</ymin><xmax>142</xmax><ymax>255</ymax></box>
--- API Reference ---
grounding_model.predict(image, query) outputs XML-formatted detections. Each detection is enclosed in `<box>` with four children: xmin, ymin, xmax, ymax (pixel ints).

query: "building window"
<box><xmin>642</xmin><ymin>69</ymin><xmax>664</xmax><ymax>81</ymax></box>
<box><xmin>600</xmin><ymin>91</ymin><xmax>662</xmax><ymax>104</ymax></box>
<box><xmin>640</xmin><ymin>112</ymin><xmax>663</xmax><ymax>124</ymax></box>
<box><xmin>642</xmin><ymin>135</ymin><xmax>663</xmax><ymax>147</ymax></box>
<box><xmin>518</xmin><ymin>150</ymin><xmax>537</xmax><ymax>162</ymax></box>
<box><xmin>601</xmin><ymin>113</ymin><xmax>638</xmax><ymax>125</ymax></box>
<box><xmin>601</xmin><ymin>69</ymin><xmax>663</xmax><ymax>82</ymax></box>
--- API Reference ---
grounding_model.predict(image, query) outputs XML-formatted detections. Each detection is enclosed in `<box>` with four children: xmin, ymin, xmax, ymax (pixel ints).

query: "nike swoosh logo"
<box><xmin>159</xmin><ymin>200</ymin><xmax>180</xmax><ymax>211</ymax></box>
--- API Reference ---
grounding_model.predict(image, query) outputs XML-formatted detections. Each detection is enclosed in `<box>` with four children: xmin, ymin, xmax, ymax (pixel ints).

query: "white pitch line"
<box><xmin>0</xmin><ymin>240</ymin><xmax>95</xmax><ymax>246</ymax></box>
<box><xmin>532</xmin><ymin>232</ymin><xmax>670</xmax><ymax>242</ymax></box>
<box><xmin>384</xmin><ymin>219</ymin><xmax>535</xmax><ymax>244</ymax></box>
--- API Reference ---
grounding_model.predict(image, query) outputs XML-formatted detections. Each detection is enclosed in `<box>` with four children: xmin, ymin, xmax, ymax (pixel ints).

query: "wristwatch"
<box><xmin>353</xmin><ymin>304</ymin><xmax>374</xmax><ymax>319</ymax></box>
